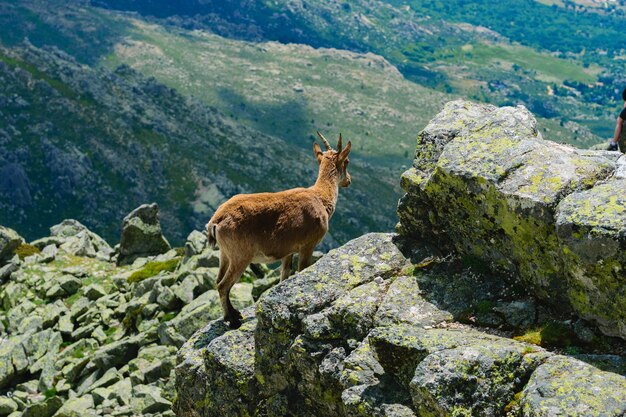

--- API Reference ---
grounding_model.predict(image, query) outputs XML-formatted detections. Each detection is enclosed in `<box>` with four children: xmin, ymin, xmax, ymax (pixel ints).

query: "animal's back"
<box><xmin>209</xmin><ymin>188</ymin><xmax>328</xmax><ymax>258</ymax></box>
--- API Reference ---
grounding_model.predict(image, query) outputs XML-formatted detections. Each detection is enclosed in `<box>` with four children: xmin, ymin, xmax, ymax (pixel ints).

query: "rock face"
<box><xmin>397</xmin><ymin>100</ymin><xmax>626</xmax><ymax>339</ymax></box>
<box><xmin>175</xmin><ymin>233</ymin><xmax>626</xmax><ymax>417</ymax></box>
<box><xmin>117</xmin><ymin>203</ymin><xmax>171</xmax><ymax>266</ymax></box>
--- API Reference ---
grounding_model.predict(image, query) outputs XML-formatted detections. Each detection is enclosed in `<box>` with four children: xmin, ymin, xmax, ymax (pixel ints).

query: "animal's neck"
<box><xmin>312</xmin><ymin>160</ymin><xmax>339</xmax><ymax>216</ymax></box>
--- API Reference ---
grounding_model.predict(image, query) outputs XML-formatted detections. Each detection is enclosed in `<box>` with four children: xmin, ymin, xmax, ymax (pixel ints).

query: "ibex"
<box><xmin>206</xmin><ymin>132</ymin><xmax>352</xmax><ymax>328</ymax></box>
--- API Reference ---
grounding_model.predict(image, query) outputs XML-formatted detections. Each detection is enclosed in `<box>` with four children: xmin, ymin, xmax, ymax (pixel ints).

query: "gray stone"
<box><xmin>0</xmin><ymin>258</ymin><xmax>19</xmax><ymax>282</ymax></box>
<box><xmin>39</xmin><ymin>244</ymin><xmax>57</xmax><ymax>263</ymax></box>
<box><xmin>183</xmin><ymin>230</ymin><xmax>207</xmax><ymax>258</ymax></box>
<box><xmin>41</xmin><ymin>302</ymin><xmax>66</xmax><ymax>329</ymax></box>
<box><xmin>69</xmin><ymin>297</ymin><xmax>90</xmax><ymax>319</ymax></box>
<box><xmin>156</xmin><ymin>286</ymin><xmax>178</xmax><ymax>310</ymax></box>
<box><xmin>30</xmin><ymin>236</ymin><xmax>64</xmax><ymax>250</ymax></box>
<box><xmin>53</xmin><ymin>395</ymin><xmax>95</xmax><ymax>417</ymax></box>
<box><xmin>131</xmin><ymin>385</ymin><xmax>171</xmax><ymax>414</ymax></box>
<box><xmin>175</xmin><ymin>309</ymin><xmax>256</xmax><ymax>417</ymax></box>
<box><xmin>519</xmin><ymin>355</ymin><xmax>626</xmax><ymax>416</ymax></box>
<box><xmin>83</xmin><ymin>284</ymin><xmax>106</xmax><ymax>300</ymax></box>
<box><xmin>374</xmin><ymin>276</ymin><xmax>453</xmax><ymax>328</ymax></box>
<box><xmin>252</xmin><ymin>276</ymin><xmax>280</xmax><ymax>301</ymax></box>
<box><xmin>493</xmin><ymin>299</ymin><xmax>536</xmax><ymax>329</ymax></box>
<box><xmin>0</xmin><ymin>226</ymin><xmax>23</xmax><ymax>265</ymax></box>
<box><xmin>22</xmin><ymin>396</ymin><xmax>62</xmax><ymax>417</ymax></box>
<box><xmin>45</xmin><ymin>284</ymin><xmax>65</xmax><ymax>299</ymax></box>
<box><xmin>0</xmin><ymin>397</ymin><xmax>18</xmax><ymax>416</ymax></box>
<box><xmin>117</xmin><ymin>203</ymin><xmax>171</xmax><ymax>266</ymax></box>
<box><xmin>56</xmin><ymin>315</ymin><xmax>73</xmax><ymax>336</ymax></box>
<box><xmin>58</xmin><ymin>275</ymin><xmax>81</xmax><ymax>295</ymax></box>
<box><xmin>108</xmin><ymin>378</ymin><xmax>132</xmax><ymax>406</ymax></box>
<box><xmin>92</xmin><ymin>337</ymin><xmax>141</xmax><ymax>370</ymax></box>
<box><xmin>51</xmin><ymin>220</ymin><xmax>113</xmax><ymax>260</ymax></box>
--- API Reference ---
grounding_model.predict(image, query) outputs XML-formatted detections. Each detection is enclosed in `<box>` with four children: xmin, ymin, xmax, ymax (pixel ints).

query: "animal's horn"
<box><xmin>317</xmin><ymin>131</ymin><xmax>332</xmax><ymax>150</ymax></box>
<box><xmin>337</xmin><ymin>133</ymin><xmax>343</xmax><ymax>153</ymax></box>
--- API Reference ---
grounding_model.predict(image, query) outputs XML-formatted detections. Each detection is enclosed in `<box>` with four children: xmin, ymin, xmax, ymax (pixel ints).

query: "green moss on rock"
<box><xmin>128</xmin><ymin>259</ymin><xmax>180</xmax><ymax>284</ymax></box>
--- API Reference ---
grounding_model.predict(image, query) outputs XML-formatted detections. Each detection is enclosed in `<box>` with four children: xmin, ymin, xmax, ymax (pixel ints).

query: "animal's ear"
<box><xmin>313</xmin><ymin>142</ymin><xmax>323</xmax><ymax>164</ymax></box>
<box><xmin>338</xmin><ymin>140</ymin><xmax>351</xmax><ymax>161</ymax></box>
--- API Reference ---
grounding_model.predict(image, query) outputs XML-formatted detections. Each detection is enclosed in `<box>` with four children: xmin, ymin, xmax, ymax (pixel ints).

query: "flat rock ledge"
<box><xmin>398</xmin><ymin>100</ymin><xmax>626</xmax><ymax>340</ymax></box>
<box><xmin>175</xmin><ymin>233</ymin><xmax>626</xmax><ymax>417</ymax></box>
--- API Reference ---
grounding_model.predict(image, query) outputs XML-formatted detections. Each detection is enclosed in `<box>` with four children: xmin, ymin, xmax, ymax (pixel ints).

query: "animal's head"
<box><xmin>313</xmin><ymin>131</ymin><xmax>352</xmax><ymax>187</ymax></box>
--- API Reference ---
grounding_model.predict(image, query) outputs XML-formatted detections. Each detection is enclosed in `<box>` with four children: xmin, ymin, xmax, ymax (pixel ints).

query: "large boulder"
<box><xmin>176</xmin><ymin>233</ymin><xmax>626</xmax><ymax>417</ymax></box>
<box><xmin>0</xmin><ymin>226</ymin><xmax>23</xmax><ymax>265</ymax></box>
<box><xmin>117</xmin><ymin>203</ymin><xmax>171</xmax><ymax>266</ymax></box>
<box><xmin>397</xmin><ymin>100</ymin><xmax>626</xmax><ymax>339</ymax></box>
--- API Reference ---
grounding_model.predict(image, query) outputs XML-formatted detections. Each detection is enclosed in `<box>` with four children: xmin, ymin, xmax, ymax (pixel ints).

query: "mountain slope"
<box><xmin>0</xmin><ymin>44</ymin><xmax>394</xmax><ymax>246</ymax></box>
<box><xmin>89</xmin><ymin>0</ymin><xmax>621</xmax><ymax>142</ymax></box>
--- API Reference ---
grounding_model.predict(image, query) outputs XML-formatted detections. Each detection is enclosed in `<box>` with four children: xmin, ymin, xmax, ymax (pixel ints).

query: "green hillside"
<box><xmin>89</xmin><ymin>0</ymin><xmax>623</xmax><ymax>142</ymax></box>
<box><xmin>0</xmin><ymin>44</ymin><xmax>396</xmax><ymax>246</ymax></box>
<box><xmin>100</xmin><ymin>20</ymin><xmax>450</xmax><ymax>165</ymax></box>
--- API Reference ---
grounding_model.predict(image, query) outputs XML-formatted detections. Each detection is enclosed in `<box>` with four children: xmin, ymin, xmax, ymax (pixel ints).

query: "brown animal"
<box><xmin>206</xmin><ymin>132</ymin><xmax>352</xmax><ymax>328</ymax></box>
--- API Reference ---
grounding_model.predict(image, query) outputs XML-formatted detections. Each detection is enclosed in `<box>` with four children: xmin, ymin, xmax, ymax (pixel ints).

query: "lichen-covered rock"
<box><xmin>255</xmin><ymin>233</ymin><xmax>411</xmax><ymax>397</ymax></box>
<box><xmin>174</xmin><ymin>310</ymin><xmax>248</xmax><ymax>417</ymax></box>
<box><xmin>177</xmin><ymin>232</ymin><xmax>626</xmax><ymax>417</ymax></box>
<box><xmin>556</xmin><ymin>178</ymin><xmax>626</xmax><ymax>339</ymax></box>
<box><xmin>519</xmin><ymin>355</ymin><xmax>626</xmax><ymax>416</ymax></box>
<box><xmin>397</xmin><ymin>100</ymin><xmax>626</xmax><ymax>339</ymax></box>
<box><xmin>0</xmin><ymin>397</ymin><xmax>18</xmax><ymax>415</ymax></box>
<box><xmin>50</xmin><ymin>219</ymin><xmax>113</xmax><ymax>260</ymax></box>
<box><xmin>54</xmin><ymin>395</ymin><xmax>95</xmax><ymax>417</ymax></box>
<box><xmin>183</xmin><ymin>230</ymin><xmax>208</xmax><ymax>258</ymax></box>
<box><xmin>117</xmin><ymin>203</ymin><xmax>171</xmax><ymax>266</ymax></box>
<box><xmin>0</xmin><ymin>226</ymin><xmax>23</xmax><ymax>265</ymax></box>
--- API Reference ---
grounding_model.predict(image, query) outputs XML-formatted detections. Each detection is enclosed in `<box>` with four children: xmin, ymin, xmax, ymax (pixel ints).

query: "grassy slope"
<box><xmin>99</xmin><ymin>17</ymin><xmax>598</xmax><ymax>162</ymax></box>
<box><xmin>88</xmin><ymin>0</ymin><xmax>616</xmax><ymax>144</ymax></box>
<box><xmin>100</xmin><ymin>19</ymin><xmax>449</xmax><ymax>165</ymax></box>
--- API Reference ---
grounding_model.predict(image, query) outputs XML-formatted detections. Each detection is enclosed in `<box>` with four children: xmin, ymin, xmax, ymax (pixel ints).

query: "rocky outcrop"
<box><xmin>176</xmin><ymin>233</ymin><xmax>626</xmax><ymax>416</ymax></box>
<box><xmin>397</xmin><ymin>100</ymin><xmax>626</xmax><ymax>339</ymax></box>
<box><xmin>117</xmin><ymin>203</ymin><xmax>171</xmax><ymax>266</ymax></box>
<box><xmin>46</xmin><ymin>219</ymin><xmax>114</xmax><ymax>261</ymax></box>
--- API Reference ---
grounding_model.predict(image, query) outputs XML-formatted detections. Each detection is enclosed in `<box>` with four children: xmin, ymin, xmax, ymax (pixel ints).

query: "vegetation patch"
<box><xmin>44</xmin><ymin>388</ymin><xmax>57</xmax><ymax>399</ymax></box>
<box><xmin>514</xmin><ymin>321</ymin><xmax>577</xmax><ymax>348</ymax></box>
<box><xmin>160</xmin><ymin>312</ymin><xmax>177</xmax><ymax>322</ymax></box>
<box><xmin>13</xmin><ymin>243</ymin><xmax>41</xmax><ymax>260</ymax></box>
<box><xmin>127</xmin><ymin>258</ymin><xmax>180</xmax><ymax>284</ymax></box>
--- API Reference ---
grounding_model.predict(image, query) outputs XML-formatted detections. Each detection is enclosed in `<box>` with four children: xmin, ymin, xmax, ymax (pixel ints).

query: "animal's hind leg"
<box><xmin>217</xmin><ymin>260</ymin><xmax>249</xmax><ymax>329</ymax></box>
<box><xmin>280</xmin><ymin>254</ymin><xmax>293</xmax><ymax>282</ymax></box>
<box><xmin>216</xmin><ymin>251</ymin><xmax>230</xmax><ymax>285</ymax></box>
<box><xmin>297</xmin><ymin>246</ymin><xmax>315</xmax><ymax>272</ymax></box>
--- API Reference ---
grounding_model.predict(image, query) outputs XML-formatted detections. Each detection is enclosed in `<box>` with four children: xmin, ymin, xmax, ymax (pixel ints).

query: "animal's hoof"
<box><xmin>227</xmin><ymin>317</ymin><xmax>242</xmax><ymax>329</ymax></box>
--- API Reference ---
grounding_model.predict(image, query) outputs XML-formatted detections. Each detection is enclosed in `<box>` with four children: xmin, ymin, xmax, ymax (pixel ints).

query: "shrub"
<box><xmin>13</xmin><ymin>243</ymin><xmax>41</xmax><ymax>260</ymax></box>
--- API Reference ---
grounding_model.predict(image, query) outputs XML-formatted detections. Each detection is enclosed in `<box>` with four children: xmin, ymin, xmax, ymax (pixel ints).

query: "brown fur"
<box><xmin>206</xmin><ymin>133</ymin><xmax>351</xmax><ymax>328</ymax></box>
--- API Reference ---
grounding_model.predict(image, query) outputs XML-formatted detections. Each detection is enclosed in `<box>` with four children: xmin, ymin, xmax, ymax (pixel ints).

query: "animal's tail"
<box><xmin>206</xmin><ymin>222</ymin><xmax>218</xmax><ymax>250</ymax></box>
